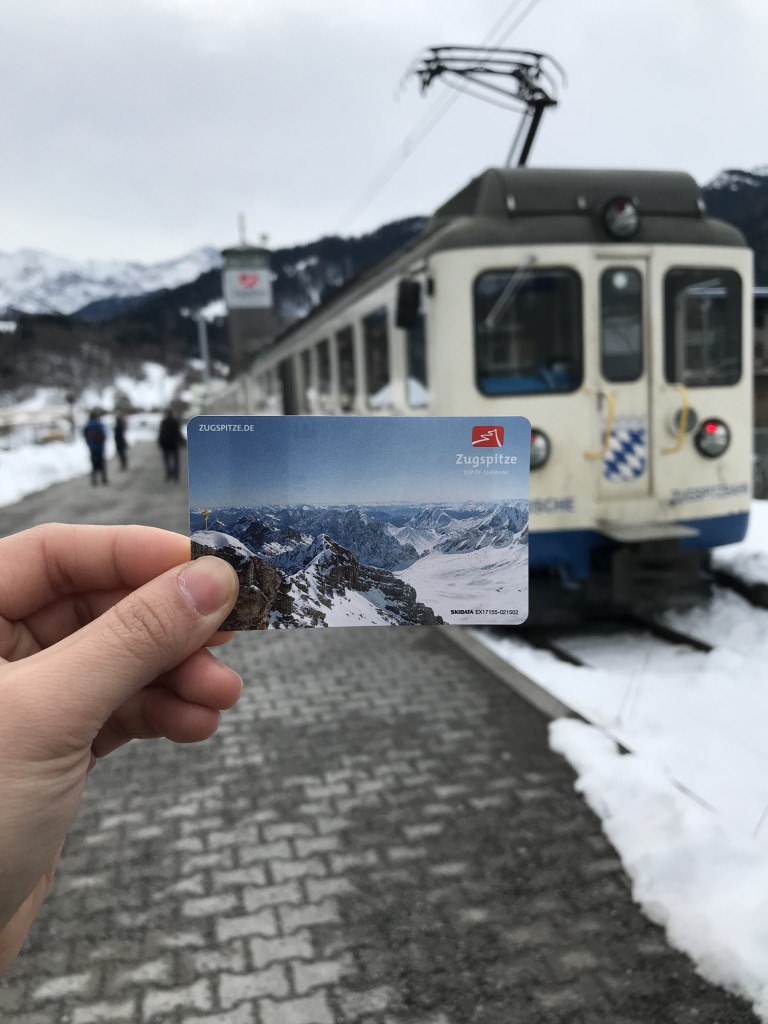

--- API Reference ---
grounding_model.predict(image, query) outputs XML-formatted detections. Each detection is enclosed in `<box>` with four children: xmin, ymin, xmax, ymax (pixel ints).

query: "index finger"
<box><xmin>0</xmin><ymin>524</ymin><xmax>191</xmax><ymax>620</ymax></box>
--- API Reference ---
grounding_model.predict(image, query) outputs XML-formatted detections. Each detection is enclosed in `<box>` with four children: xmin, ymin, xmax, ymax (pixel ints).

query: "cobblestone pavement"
<box><xmin>0</xmin><ymin>454</ymin><xmax>758</xmax><ymax>1023</ymax></box>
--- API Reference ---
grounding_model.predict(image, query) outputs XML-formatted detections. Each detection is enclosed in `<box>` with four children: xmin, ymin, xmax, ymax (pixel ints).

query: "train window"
<box><xmin>601</xmin><ymin>268</ymin><xmax>643</xmax><ymax>382</ymax></box>
<box><xmin>279</xmin><ymin>358</ymin><xmax>298</xmax><ymax>415</ymax></box>
<box><xmin>300</xmin><ymin>349</ymin><xmax>313</xmax><ymax>412</ymax></box>
<box><xmin>336</xmin><ymin>327</ymin><xmax>356</xmax><ymax>412</ymax></box>
<box><xmin>474</xmin><ymin>268</ymin><xmax>582</xmax><ymax>395</ymax></box>
<box><xmin>406</xmin><ymin>312</ymin><xmax>429</xmax><ymax>408</ymax></box>
<box><xmin>756</xmin><ymin>294</ymin><xmax>768</xmax><ymax>374</ymax></box>
<box><xmin>664</xmin><ymin>269</ymin><xmax>742</xmax><ymax>387</ymax></box>
<box><xmin>363</xmin><ymin>308</ymin><xmax>391</xmax><ymax>409</ymax></box>
<box><xmin>317</xmin><ymin>339</ymin><xmax>331</xmax><ymax>395</ymax></box>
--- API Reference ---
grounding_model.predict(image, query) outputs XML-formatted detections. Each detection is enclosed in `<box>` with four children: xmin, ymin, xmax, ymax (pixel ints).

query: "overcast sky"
<box><xmin>1</xmin><ymin>0</ymin><xmax>766</xmax><ymax>262</ymax></box>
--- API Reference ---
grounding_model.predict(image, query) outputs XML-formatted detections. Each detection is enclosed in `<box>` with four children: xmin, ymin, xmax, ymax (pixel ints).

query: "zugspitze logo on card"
<box><xmin>472</xmin><ymin>425</ymin><xmax>505</xmax><ymax>447</ymax></box>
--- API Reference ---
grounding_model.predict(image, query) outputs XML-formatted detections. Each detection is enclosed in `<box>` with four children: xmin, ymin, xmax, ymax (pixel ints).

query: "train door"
<box><xmin>595</xmin><ymin>259</ymin><xmax>651</xmax><ymax>502</ymax></box>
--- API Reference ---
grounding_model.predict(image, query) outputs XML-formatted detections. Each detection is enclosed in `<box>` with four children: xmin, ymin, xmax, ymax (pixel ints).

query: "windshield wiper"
<box><xmin>483</xmin><ymin>255</ymin><xmax>536</xmax><ymax>330</ymax></box>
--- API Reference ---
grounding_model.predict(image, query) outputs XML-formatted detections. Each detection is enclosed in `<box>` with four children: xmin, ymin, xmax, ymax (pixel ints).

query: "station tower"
<box><xmin>221</xmin><ymin>225</ymin><xmax>277</xmax><ymax>374</ymax></box>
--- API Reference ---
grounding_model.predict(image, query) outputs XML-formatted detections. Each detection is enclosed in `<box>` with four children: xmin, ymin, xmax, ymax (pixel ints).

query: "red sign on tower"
<box><xmin>238</xmin><ymin>273</ymin><xmax>260</xmax><ymax>288</ymax></box>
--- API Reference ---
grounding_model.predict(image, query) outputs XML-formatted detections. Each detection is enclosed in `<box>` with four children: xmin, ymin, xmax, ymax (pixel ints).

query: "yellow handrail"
<box><xmin>585</xmin><ymin>390</ymin><xmax>616</xmax><ymax>460</ymax></box>
<box><xmin>662</xmin><ymin>383</ymin><xmax>690</xmax><ymax>454</ymax></box>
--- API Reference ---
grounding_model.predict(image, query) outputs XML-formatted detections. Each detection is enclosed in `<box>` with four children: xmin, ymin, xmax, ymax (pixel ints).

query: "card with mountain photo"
<box><xmin>188</xmin><ymin>415</ymin><xmax>529</xmax><ymax>629</ymax></box>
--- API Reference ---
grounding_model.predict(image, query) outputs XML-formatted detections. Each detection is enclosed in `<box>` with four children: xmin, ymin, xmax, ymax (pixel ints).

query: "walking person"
<box><xmin>158</xmin><ymin>408</ymin><xmax>184</xmax><ymax>481</ymax></box>
<box><xmin>114</xmin><ymin>412</ymin><xmax>129</xmax><ymax>471</ymax></box>
<box><xmin>83</xmin><ymin>409</ymin><xmax>108</xmax><ymax>486</ymax></box>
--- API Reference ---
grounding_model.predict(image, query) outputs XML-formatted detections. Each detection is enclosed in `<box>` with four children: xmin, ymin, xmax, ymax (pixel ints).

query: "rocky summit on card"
<box><xmin>188</xmin><ymin>416</ymin><xmax>530</xmax><ymax>629</ymax></box>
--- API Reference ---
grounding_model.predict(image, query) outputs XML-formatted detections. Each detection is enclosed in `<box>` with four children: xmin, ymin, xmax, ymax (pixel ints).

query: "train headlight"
<box><xmin>602</xmin><ymin>196</ymin><xmax>640</xmax><ymax>239</ymax></box>
<box><xmin>530</xmin><ymin>428</ymin><xmax>550</xmax><ymax>470</ymax></box>
<box><xmin>695</xmin><ymin>418</ymin><xmax>730</xmax><ymax>458</ymax></box>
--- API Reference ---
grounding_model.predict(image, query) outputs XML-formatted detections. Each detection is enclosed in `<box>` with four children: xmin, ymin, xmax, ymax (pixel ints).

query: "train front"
<box><xmin>428</xmin><ymin>168</ymin><xmax>753</xmax><ymax>606</ymax></box>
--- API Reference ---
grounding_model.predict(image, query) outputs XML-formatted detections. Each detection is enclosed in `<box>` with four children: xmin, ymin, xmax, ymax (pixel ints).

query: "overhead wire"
<box><xmin>338</xmin><ymin>0</ymin><xmax>543</xmax><ymax>230</ymax></box>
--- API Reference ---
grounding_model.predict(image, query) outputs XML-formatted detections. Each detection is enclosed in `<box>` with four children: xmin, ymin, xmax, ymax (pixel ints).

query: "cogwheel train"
<box><xmin>211</xmin><ymin>166</ymin><xmax>753</xmax><ymax>608</ymax></box>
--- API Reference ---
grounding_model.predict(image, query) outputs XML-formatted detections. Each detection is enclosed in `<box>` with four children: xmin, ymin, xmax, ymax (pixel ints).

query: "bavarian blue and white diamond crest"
<box><xmin>602</xmin><ymin>428</ymin><xmax>646</xmax><ymax>481</ymax></box>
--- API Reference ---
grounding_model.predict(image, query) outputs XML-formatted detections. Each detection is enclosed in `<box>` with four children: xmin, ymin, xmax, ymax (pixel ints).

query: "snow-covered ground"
<box><xmin>0</xmin><ymin>361</ymin><xmax>184</xmax><ymax>508</ymax></box>
<box><xmin>551</xmin><ymin>720</ymin><xmax>768</xmax><ymax>1021</ymax></box>
<box><xmin>0</xmin><ymin>441</ymin><xmax>92</xmax><ymax>507</ymax></box>
<box><xmin>0</xmin><ymin>413</ymin><xmax>163</xmax><ymax>508</ymax></box>
<box><xmin>475</xmin><ymin>503</ymin><xmax>768</xmax><ymax>1021</ymax></box>
<box><xmin>79</xmin><ymin>362</ymin><xmax>184</xmax><ymax>413</ymax></box>
<box><xmin>711</xmin><ymin>499</ymin><xmax>768</xmax><ymax>585</ymax></box>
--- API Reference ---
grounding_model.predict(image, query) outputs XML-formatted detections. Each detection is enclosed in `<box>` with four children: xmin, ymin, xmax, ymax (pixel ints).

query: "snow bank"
<box><xmin>476</xmin><ymin>505</ymin><xmax>768</xmax><ymax>1014</ymax></box>
<box><xmin>480</xmin><ymin>628</ymin><xmax>768</xmax><ymax>836</ymax></box>
<box><xmin>712</xmin><ymin>500</ymin><xmax>768</xmax><ymax>585</ymax></box>
<box><xmin>551</xmin><ymin>719</ymin><xmax>768</xmax><ymax>1022</ymax></box>
<box><xmin>0</xmin><ymin>440</ymin><xmax>91</xmax><ymax>507</ymax></box>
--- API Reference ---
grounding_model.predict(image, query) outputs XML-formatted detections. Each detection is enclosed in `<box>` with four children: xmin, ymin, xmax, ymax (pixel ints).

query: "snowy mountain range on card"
<box><xmin>190</xmin><ymin>501</ymin><xmax>528</xmax><ymax>629</ymax></box>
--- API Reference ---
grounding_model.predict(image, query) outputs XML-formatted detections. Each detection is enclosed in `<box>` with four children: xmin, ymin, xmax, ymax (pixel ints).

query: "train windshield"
<box><xmin>474</xmin><ymin>267</ymin><xmax>582</xmax><ymax>395</ymax></box>
<box><xmin>664</xmin><ymin>269</ymin><xmax>742</xmax><ymax>387</ymax></box>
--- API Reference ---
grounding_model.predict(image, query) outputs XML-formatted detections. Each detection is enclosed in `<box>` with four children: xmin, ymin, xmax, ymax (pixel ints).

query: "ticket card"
<box><xmin>188</xmin><ymin>416</ymin><xmax>529</xmax><ymax>629</ymax></box>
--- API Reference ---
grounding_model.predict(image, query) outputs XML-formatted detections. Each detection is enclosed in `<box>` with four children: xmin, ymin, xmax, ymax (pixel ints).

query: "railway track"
<box><xmin>499</xmin><ymin>567</ymin><xmax>768</xmax><ymax>669</ymax></box>
<box><xmin>709</xmin><ymin>566</ymin><xmax>768</xmax><ymax>610</ymax></box>
<box><xmin>520</xmin><ymin>615</ymin><xmax>714</xmax><ymax>667</ymax></box>
<box><xmin>442</xmin><ymin>573</ymin><xmax>768</xmax><ymax>828</ymax></box>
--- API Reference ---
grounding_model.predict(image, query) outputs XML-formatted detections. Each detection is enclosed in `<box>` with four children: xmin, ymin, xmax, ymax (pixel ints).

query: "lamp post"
<box><xmin>181</xmin><ymin>308</ymin><xmax>211</xmax><ymax>401</ymax></box>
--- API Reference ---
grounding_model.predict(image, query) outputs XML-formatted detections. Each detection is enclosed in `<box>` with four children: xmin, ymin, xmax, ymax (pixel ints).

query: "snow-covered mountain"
<box><xmin>389</xmin><ymin>502</ymin><xmax>528</xmax><ymax>556</ymax></box>
<box><xmin>0</xmin><ymin>246</ymin><xmax>222</xmax><ymax>317</ymax></box>
<box><xmin>435</xmin><ymin>504</ymin><xmax>528</xmax><ymax>553</ymax></box>
<box><xmin>227</xmin><ymin>506</ymin><xmax>421</xmax><ymax>572</ymax></box>
<box><xmin>190</xmin><ymin>529</ymin><xmax>442</xmax><ymax>628</ymax></box>
<box><xmin>703</xmin><ymin>166</ymin><xmax>768</xmax><ymax>284</ymax></box>
<box><xmin>705</xmin><ymin>167</ymin><xmax>768</xmax><ymax>193</ymax></box>
<box><xmin>189</xmin><ymin>500</ymin><xmax>529</xmax><ymax>628</ymax></box>
<box><xmin>272</xmin><ymin>534</ymin><xmax>441</xmax><ymax>627</ymax></box>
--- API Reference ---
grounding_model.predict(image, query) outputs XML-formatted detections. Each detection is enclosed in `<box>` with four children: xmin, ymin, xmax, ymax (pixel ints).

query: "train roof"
<box><xmin>429</xmin><ymin>167</ymin><xmax>746</xmax><ymax>249</ymax></box>
<box><xmin>264</xmin><ymin>167</ymin><xmax>746</xmax><ymax>354</ymax></box>
<box><xmin>435</xmin><ymin>167</ymin><xmax>705</xmax><ymax>219</ymax></box>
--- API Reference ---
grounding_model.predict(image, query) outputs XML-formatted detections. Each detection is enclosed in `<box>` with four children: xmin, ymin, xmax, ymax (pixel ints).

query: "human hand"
<box><xmin>0</xmin><ymin>524</ymin><xmax>241</xmax><ymax>974</ymax></box>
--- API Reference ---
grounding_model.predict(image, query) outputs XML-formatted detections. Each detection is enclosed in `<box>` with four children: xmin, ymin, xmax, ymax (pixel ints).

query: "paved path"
<box><xmin>0</xmin><ymin>441</ymin><xmax>189</xmax><ymax>536</ymax></box>
<box><xmin>0</xmin><ymin>452</ymin><xmax>758</xmax><ymax>1024</ymax></box>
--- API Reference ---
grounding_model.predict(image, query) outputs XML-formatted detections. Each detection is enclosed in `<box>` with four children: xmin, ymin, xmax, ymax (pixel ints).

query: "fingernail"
<box><xmin>178</xmin><ymin>558</ymin><xmax>238</xmax><ymax>616</ymax></box>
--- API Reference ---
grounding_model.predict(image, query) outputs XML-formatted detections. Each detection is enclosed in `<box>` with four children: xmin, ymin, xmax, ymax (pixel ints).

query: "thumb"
<box><xmin>39</xmin><ymin>556</ymin><xmax>239</xmax><ymax>727</ymax></box>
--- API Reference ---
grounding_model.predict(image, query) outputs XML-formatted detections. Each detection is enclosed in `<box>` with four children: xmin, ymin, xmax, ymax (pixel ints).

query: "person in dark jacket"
<box><xmin>158</xmin><ymin>409</ymin><xmax>184</xmax><ymax>481</ymax></box>
<box><xmin>83</xmin><ymin>410</ymin><xmax>108</xmax><ymax>486</ymax></box>
<box><xmin>114</xmin><ymin>413</ymin><xmax>129</xmax><ymax>471</ymax></box>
